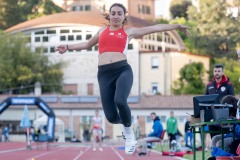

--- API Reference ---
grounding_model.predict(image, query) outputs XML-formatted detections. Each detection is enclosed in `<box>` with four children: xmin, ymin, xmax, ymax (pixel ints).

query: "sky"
<box><xmin>155</xmin><ymin>0</ymin><xmax>172</xmax><ymax>19</ymax></box>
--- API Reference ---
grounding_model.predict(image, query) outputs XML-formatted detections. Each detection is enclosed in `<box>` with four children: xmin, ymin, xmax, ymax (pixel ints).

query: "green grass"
<box><xmin>153</xmin><ymin>144</ymin><xmax>212</xmax><ymax>160</ymax></box>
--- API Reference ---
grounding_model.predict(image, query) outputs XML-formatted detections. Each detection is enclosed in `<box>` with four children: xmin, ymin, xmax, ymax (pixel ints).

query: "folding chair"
<box><xmin>146</xmin><ymin>130</ymin><xmax>166</xmax><ymax>156</ymax></box>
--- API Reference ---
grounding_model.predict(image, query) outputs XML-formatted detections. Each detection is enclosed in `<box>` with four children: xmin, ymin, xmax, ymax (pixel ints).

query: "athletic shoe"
<box><xmin>138</xmin><ymin>152</ymin><xmax>147</xmax><ymax>156</ymax></box>
<box><xmin>99</xmin><ymin>147</ymin><xmax>103</xmax><ymax>151</ymax></box>
<box><xmin>93</xmin><ymin>147</ymin><xmax>96</xmax><ymax>151</ymax></box>
<box><xmin>123</xmin><ymin>127</ymin><xmax>136</xmax><ymax>155</ymax></box>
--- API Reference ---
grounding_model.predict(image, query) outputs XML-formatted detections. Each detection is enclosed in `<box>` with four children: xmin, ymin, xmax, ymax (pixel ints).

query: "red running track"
<box><xmin>0</xmin><ymin>142</ymin><xmax>186</xmax><ymax>160</ymax></box>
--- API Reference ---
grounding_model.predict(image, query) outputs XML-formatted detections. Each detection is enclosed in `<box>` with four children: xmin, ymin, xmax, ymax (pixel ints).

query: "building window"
<box><xmin>47</xmin><ymin>30</ymin><xmax>56</xmax><ymax>34</ymax></box>
<box><xmin>146</xmin><ymin>6</ymin><xmax>150</xmax><ymax>14</ymax></box>
<box><xmin>82</xmin><ymin>116</ymin><xmax>91</xmax><ymax>123</ymax></box>
<box><xmin>60</xmin><ymin>29</ymin><xmax>69</xmax><ymax>33</ymax></box>
<box><xmin>148</xmin><ymin>45</ymin><xmax>151</xmax><ymax>50</ymax></box>
<box><xmin>72</xmin><ymin>5</ymin><xmax>83</xmax><ymax>11</ymax></box>
<box><xmin>35</xmin><ymin>31</ymin><xmax>44</xmax><ymax>35</ymax></box>
<box><xmin>85</xmin><ymin>5</ymin><xmax>91</xmax><ymax>11</ymax></box>
<box><xmin>43</xmin><ymin>36</ymin><xmax>48</xmax><ymax>42</ymax></box>
<box><xmin>60</xmin><ymin>36</ymin><xmax>66</xmax><ymax>41</ymax></box>
<box><xmin>128</xmin><ymin>44</ymin><xmax>133</xmax><ymax>50</ymax></box>
<box><xmin>35</xmin><ymin>37</ymin><xmax>41</xmax><ymax>42</ymax></box>
<box><xmin>68</xmin><ymin>35</ymin><xmax>74</xmax><ymax>41</ymax></box>
<box><xmin>160</xmin><ymin>116</ymin><xmax>166</xmax><ymax>123</ymax></box>
<box><xmin>151</xmin><ymin>83</ymin><xmax>159</xmax><ymax>94</ymax></box>
<box><xmin>103</xmin><ymin>5</ymin><xmax>106</xmax><ymax>12</ymax></box>
<box><xmin>138</xmin><ymin>4</ymin><xmax>141</xmax><ymax>13</ymax></box>
<box><xmin>50</xmin><ymin>47</ymin><xmax>55</xmax><ymax>53</ymax></box>
<box><xmin>94</xmin><ymin>45</ymin><xmax>98</xmax><ymax>51</ymax></box>
<box><xmin>157</xmin><ymin>46</ymin><xmax>162</xmax><ymax>51</ymax></box>
<box><xmin>157</xmin><ymin>35</ymin><xmax>162</xmax><ymax>42</ymax></box>
<box><xmin>142</xmin><ymin>5</ymin><xmax>146</xmax><ymax>13</ymax></box>
<box><xmin>151</xmin><ymin>57</ymin><xmax>159</xmax><ymax>69</ymax></box>
<box><xmin>76</xmin><ymin>35</ymin><xmax>82</xmax><ymax>40</ymax></box>
<box><xmin>73</xmin><ymin>30</ymin><xmax>82</xmax><ymax>33</ymax></box>
<box><xmin>72</xmin><ymin>6</ymin><xmax>77</xmax><ymax>11</ymax></box>
<box><xmin>35</xmin><ymin>47</ymin><xmax>43</xmax><ymax>53</ymax></box>
<box><xmin>86</xmin><ymin>34</ymin><xmax>92</xmax><ymax>40</ymax></box>
<box><xmin>87</xmin><ymin>83</ymin><xmax>93</xmax><ymax>95</ymax></box>
<box><xmin>179</xmin><ymin>116</ymin><xmax>188</xmax><ymax>123</ymax></box>
<box><xmin>146</xmin><ymin>116</ymin><xmax>151</xmax><ymax>123</ymax></box>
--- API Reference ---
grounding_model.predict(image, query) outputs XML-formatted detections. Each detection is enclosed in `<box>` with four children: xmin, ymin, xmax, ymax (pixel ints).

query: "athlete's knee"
<box><xmin>114</xmin><ymin>98</ymin><xmax>127</xmax><ymax>107</ymax></box>
<box><xmin>105</xmin><ymin>114</ymin><xmax>119</xmax><ymax>124</ymax></box>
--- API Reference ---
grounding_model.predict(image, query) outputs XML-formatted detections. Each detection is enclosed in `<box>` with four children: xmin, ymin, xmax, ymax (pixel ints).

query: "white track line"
<box><xmin>111</xmin><ymin>146</ymin><xmax>124</xmax><ymax>160</ymax></box>
<box><xmin>73</xmin><ymin>146</ymin><xmax>90</xmax><ymax>160</ymax></box>
<box><xmin>25</xmin><ymin>147</ymin><xmax>66</xmax><ymax>160</ymax></box>
<box><xmin>0</xmin><ymin>147</ymin><xmax>25</xmax><ymax>154</ymax></box>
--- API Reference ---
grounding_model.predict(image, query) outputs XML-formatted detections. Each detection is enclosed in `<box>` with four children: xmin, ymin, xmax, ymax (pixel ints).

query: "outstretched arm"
<box><xmin>127</xmin><ymin>24</ymin><xmax>191</xmax><ymax>39</ymax></box>
<box><xmin>55</xmin><ymin>32</ymin><xmax>99</xmax><ymax>54</ymax></box>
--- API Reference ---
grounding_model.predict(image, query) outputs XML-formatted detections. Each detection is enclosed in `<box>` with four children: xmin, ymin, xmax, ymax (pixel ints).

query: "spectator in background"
<box><xmin>30</xmin><ymin>126</ymin><xmax>36</xmax><ymax>142</ymax></box>
<box><xmin>136</xmin><ymin>112</ymin><xmax>163</xmax><ymax>156</ymax></box>
<box><xmin>184</xmin><ymin>116</ymin><xmax>193</xmax><ymax>148</ymax></box>
<box><xmin>205</xmin><ymin>64</ymin><xmax>234</xmax><ymax>102</ymax></box>
<box><xmin>166</xmin><ymin>111</ymin><xmax>178</xmax><ymax>148</ymax></box>
<box><xmin>211</xmin><ymin>95</ymin><xmax>240</xmax><ymax>150</ymax></box>
<box><xmin>205</xmin><ymin>64</ymin><xmax>235</xmax><ymax>139</ymax></box>
<box><xmin>91</xmin><ymin>109</ymin><xmax>103</xmax><ymax>151</ymax></box>
<box><xmin>3</xmin><ymin>125</ymin><xmax>9</xmax><ymax>142</ymax></box>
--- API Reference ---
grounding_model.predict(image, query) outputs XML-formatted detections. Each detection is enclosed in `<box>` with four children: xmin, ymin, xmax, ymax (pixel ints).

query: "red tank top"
<box><xmin>98</xmin><ymin>26</ymin><xmax>128</xmax><ymax>54</ymax></box>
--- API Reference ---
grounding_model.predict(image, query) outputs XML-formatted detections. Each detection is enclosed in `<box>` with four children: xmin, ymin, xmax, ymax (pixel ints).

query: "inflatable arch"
<box><xmin>0</xmin><ymin>97</ymin><xmax>55</xmax><ymax>141</ymax></box>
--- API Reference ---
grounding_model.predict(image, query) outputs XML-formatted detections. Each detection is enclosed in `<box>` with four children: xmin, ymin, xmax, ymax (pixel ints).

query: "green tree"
<box><xmin>28</xmin><ymin>0</ymin><xmax>65</xmax><ymax>19</ymax></box>
<box><xmin>187</xmin><ymin>0</ymin><xmax>240</xmax><ymax>57</ymax></box>
<box><xmin>172</xmin><ymin>62</ymin><xmax>205</xmax><ymax>94</ymax></box>
<box><xmin>170</xmin><ymin>0</ymin><xmax>192</xmax><ymax>19</ymax></box>
<box><xmin>0</xmin><ymin>0</ymin><xmax>64</xmax><ymax>30</ymax></box>
<box><xmin>0</xmin><ymin>32</ymin><xmax>64</xmax><ymax>94</ymax></box>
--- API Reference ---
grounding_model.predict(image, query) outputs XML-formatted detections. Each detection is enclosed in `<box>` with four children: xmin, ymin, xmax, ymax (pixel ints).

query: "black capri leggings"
<box><xmin>97</xmin><ymin>60</ymin><xmax>133</xmax><ymax>127</ymax></box>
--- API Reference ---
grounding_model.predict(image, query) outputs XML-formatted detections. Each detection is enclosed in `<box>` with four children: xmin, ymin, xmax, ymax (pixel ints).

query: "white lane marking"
<box><xmin>0</xmin><ymin>148</ymin><xmax>25</xmax><ymax>154</ymax></box>
<box><xmin>111</xmin><ymin>146</ymin><xmax>124</xmax><ymax>160</ymax></box>
<box><xmin>25</xmin><ymin>147</ymin><xmax>66</xmax><ymax>160</ymax></box>
<box><xmin>73</xmin><ymin>146</ymin><xmax>90</xmax><ymax>160</ymax></box>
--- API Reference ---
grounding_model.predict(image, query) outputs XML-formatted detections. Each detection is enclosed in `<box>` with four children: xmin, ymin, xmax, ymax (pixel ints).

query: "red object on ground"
<box><xmin>162</xmin><ymin>151</ymin><xmax>186</xmax><ymax>157</ymax></box>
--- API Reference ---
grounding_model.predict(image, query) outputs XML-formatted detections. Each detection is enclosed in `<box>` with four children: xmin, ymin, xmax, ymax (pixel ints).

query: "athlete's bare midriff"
<box><xmin>98</xmin><ymin>52</ymin><xmax>127</xmax><ymax>66</ymax></box>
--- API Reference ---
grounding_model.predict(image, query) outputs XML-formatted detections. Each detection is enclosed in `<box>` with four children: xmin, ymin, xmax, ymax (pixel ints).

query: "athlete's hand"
<box><xmin>55</xmin><ymin>45</ymin><xmax>68</xmax><ymax>54</ymax></box>
<box><xmin>178</xmin><ymin>25</ymin><xmax>191</xmax><ymax>37</ymax></box>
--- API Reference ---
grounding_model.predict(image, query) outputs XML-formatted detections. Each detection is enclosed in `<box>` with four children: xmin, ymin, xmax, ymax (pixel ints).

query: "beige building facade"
<box><xmin>52</xmin><ymin>0</ymin><xmax>155</xmax><ymax>20</ymax></box>
<box><xmin>140</xmin><ymin>52</ymin><xmax>210</xmax><ymax>95</ymax></box>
